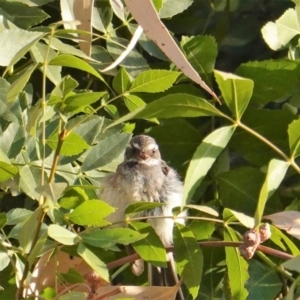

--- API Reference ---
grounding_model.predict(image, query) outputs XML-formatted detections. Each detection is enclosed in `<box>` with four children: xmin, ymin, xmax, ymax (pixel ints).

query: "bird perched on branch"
<box><xmin>100</xmin><ymin>134</ymin><xmax>185</xmax><ymax>276</ymax></box>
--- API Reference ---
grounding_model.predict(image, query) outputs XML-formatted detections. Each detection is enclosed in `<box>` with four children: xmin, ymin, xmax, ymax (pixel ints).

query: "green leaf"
<box><xmin>59</xmin><ymin>268</ymin><xmax>85</xmax><ymax>284</ymax></box>
<box><xmin>49</xmin><ymin>54</ymin><xmax>105</xmax><ymax>82</ymax></box>
<box><xmin>236</xmin><ymin>60</ymin><xmax>300</xmax><ymax>107</ymax></box>
<box><xmin>81</xmin><ymin>133</ymin><xmax>131</xmax><ymax>171</ymax></box>
<box><xmin>18</xmin><ymin>207</ymin><xmax>44</xmax><ymax>254</ymax></box>
<box><xmin>0</xmin><ymin>29</ymin><xmax>44</xmax><ymax>67</ymax></box>
<box><xmin>35</xmin><ymin>182</ymin><xmax>67</xmax><ymax>203</ymax></box>
<box><xmin>6</xmin><ymin>208</ymin><xmax>32</xmax><ymax>225</ymax></box>
<box><xmin>123</xmin><ymin>94</ymin><xmax>146</xmax><ymax>112</ymax></box>
<box><xmin>7</xmin><ymin>63</ymin><xmax>38</xmax><ymax>102</ymax></box>
<box><xmin>0</xmin><ymin>1</ymin><xmax>49</xmax><ymax>29</ymax></box>
<box><xmin>63</xmin><ymin>92</ymin><xmax>107</xmax><ymax>113</ymax></box>
<box><xmin>125</xmin><ymin>202</ymin><xmax>164</xmax><ymax>215</ymax></box>
<box><xmin>130</xmin><ymin>222</ymin><xmax>167</xmax><ymax>267</ymax></box>
<box><xmin>0</xmin><ymin>245</ymin><xmax>10</xmax><ymax>272</ymax></box>
<box><xmin>218</xmin><ymin>167</ymin><xmax>265</xmax><ymax>216</ymax></box>
<box><xmin>20</xmin><ymin>165</ymin><xmax>48</xmax><ymax>200</ymax></box>
<box><xmin>0</xmin><ymin>212</ymin><xmax>7</xmax><ymax>230</ymax></box>
<box><xmin>106</xmin><ymin>37</ymin><xmax>149</xmax><ymax>77</ymax></box>
<box><xmin>48</xmin><ymin>224</ymin><xmax>79</xmax><ymax>245</ymax></box>
<box><xmin>246</xmin><ymin>260</ymin><xmax>281</xmax><ymax>300</ymax></box>
<box><xmin>59</xmin><ymin>187</ymin><xmax>89</xmax><ymax>209</ymax></box>
<box><xmin>27</xmin><ymin>231</ymin><xmax>48</xmax><ymax>268</ymax></box>
<box><xmin>65</xmin><ymin>200</ymin><xmax>114</xmax><ymax>226</ymax></box>
<box><xmin>183</xmin><ymin>125</ymin><xmax>236</xmax><ymax>204</ymax></box>
<box><xmin>81</xmin><ymin>228</ymin><xmax>146</xmax><ymax>249</ymax></box>
<box><xmin>173</xmin><ymin>223</ymin><xmax>203</xmax><ymax>299</ymax></box>
<box><xmin>224</xmin><ymin>225</ymin><xmax>249</xmax><ymax>300</ymax></box>
<box><xmin>30</xmin><ymin>42</ymin><xmax>61</xmax><ymax>85</ymax></box>
<box><xmin>77</xmin><ymin>243</ymin><xmax>109</xmax><ymax>282</ymax></box>
<box><xmin>181</xmin><ymin>35</ymin><xmax>217</xmax><ymax>85</ymax></box>
<box><xmin>214</xmin><ymin>70</ymin><xmax>253</xmax><ymax>120</ymax></box>
<box><xmin>288</xmin><ymin>119</ymin><xmax>300</xmax><ymax>158</ymax></box>
<box><xmin>0</xmin><ymin>161</ymin><xmax>18</xmax><ymax>183</ymax></box>
<box><xmin>39</xmin><ymin>287</ymin><xmax>57</xmax><ymax>300</ymax></box>
<box><xmin>59</xmin><ymin>291</ymin><xmax>87</xmax><ymax>300</ymax></box>
<box><xmin>261</xmin><ymin>22</ymin><xmax>282</xmax><ymax>51</ymax></box>
<box><xmin>129</xmin><ymin>70</ymin><xmax>181</xmax><ymax>93</ymax></box>
<box><xmin>275</xmin><ymin>8</ymin><xmax>300</xmax><ymax>45</ymax></box>
<box><xmin>254</xmin><ymin>159</ymin><xmax>289</xmax><ymax>226</ymax></box>
<box><xmin>112</xmin><ymin>66</ymin><xmax>131</xmax><ymax>94</ymax></box>
<box><xmin>159</xmin><ymin>0</ymin><xmax>193</xmax><ymax>18</ymax></box>
<box><xmin>47</xmin><ymin>131</ymin><xmax>90</xmax><ymax>156</ymax></box>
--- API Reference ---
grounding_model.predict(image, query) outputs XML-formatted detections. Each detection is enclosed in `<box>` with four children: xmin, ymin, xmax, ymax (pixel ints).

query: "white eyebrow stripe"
<box><xmin>146</xmin><ymin>143</ymin><xmax>158</xmax><ymax>150</ymax></box>
<box><xmin>132</xmin><ymin>142</ymin><xmax>141</xmax><ymax>149</ymax></box>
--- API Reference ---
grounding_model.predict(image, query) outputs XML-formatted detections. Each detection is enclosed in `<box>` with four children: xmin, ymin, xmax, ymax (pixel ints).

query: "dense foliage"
<box><xmin>0</xmin><ymin>0</ymin><xmax>300</xmax><ymax>299</ymax></box>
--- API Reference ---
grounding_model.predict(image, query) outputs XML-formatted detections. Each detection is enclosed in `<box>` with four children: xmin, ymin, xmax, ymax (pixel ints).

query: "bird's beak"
<box><xmin>138</xmin><ymin>152</ymin><xmax>149</xmax><ymax>160</ymax></box>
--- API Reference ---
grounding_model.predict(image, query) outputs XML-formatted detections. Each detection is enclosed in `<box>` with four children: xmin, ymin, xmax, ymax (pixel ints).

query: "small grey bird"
<box><xmin>100</xmin><ymin>135</ymin><xmax>185</xmax><ymax>278</ymax></box>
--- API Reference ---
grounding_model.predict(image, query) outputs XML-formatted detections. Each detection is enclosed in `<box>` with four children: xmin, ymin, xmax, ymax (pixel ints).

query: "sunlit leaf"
<box><xmin>81</xmin><ymin>133</ymin><xmax>131</xmax><ymax>171</ymax></box>
<box><xmin>112</xmin><ymin>66</ymin><xmax>131</xmax><ymax>94</ymax></box>
<box><xmin>35</xmin><ymin>182</ymin><xmax>67</xmax><ymax>203</ymax></box>
<box><xmin>214</xmin><ymin>70</ymin><xmax>253</xmax><ymax>120</ymax></box>
<box><xmin>255</xmin><ymin>159</ymin><xmax>289</xmax><ymax>226</ymax></box>
<box><xmin>0</xmin><ymin>245</ymin><xmax>10</xmax><ymax>272</ymax></box>
<box><xmin>0</xmin><ymin>161</ymin><xmax>18</xmax><ymax>182</ymax></box>
<box><xmin>130</xmin><ymin>221</ymin><xmax>167</xmax><ymax>267</ymax></box>
<box><xmin>125</xmin><ymin>202</ymin><xmax>164</xmax><ymax>215</ymax></box>
<box><xmin>173</xmin><ymin>223</ymin><xmax>202</xmax><ymax>299</ymax></box>
<box><xmin>49</xmin><ymin>54</ymin><xmax>105</xmax><ymax>82</ymax></box>
<box><xmin>48</xmin><ymin>224</ymin><xmax>79</xmax><ymax>245</ymax></box>
<box><xmin>129</xmin><ymin>70</ymin><xmax>181</xmax><ymax>93</ymax></box>
<box><xmin>59</xmin><ymin>187</ymin><xmax>89</xmax><ymax>209</ymax></box>
<box><xmin>288</xmin><ymin>119</ymin><xmax>300</xmax><ymax>159</ymax></box>
<box><xmin>65</xmin><ymin>200</ymin><xmax>114</xmax><ymax>226</ymax></box>
<box><xmin>224</xmin><ymin>225</ymin><xmax>249</xmax><ymax>299</ymax></box>
<box><xmin>81</xmin><ymin>228</ymin><xmax>146</xmax><ymax>248</ymax></box>
<box><xmin>183</xmin><ymin>125</ymin><xmax>236</xmax><ymax>205</ymax></box>
<box><xmin>77</xmin><ymin>243</ymin><xmax>109</xmax><ymax>282</ymax></box>
<box><xmin>47</xmin><ymin>131</ymin><xmax>90</xmax><ymax>156</ymax></box>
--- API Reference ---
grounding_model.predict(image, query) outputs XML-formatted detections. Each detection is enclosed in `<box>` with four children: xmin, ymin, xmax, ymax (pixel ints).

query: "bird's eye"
<box><xmin>152</xmin><ymin>149</ymin><xmax>156</xmax><ymax>154</ymax></box>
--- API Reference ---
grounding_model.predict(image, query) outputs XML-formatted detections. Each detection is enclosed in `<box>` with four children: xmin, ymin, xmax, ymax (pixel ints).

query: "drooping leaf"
<box><xmin>129</xmin><ymin>70</ymin><xmax>181</xmax><ymax>93</ymax></box>
<box><xmin>254</xmin><ymin>159</ymin><xmax>289</xmax><ymax>226</ymax></box>
<box><xmin>224</xmin><ymin>225</ymin><xmax>249</xmax><ymax>300</ymax></box>
<box><xmin>288</xmin><ymin>119</ymin><xmax>300</xmax><ymax>159</ymax></box>
<box><xmin>81</xmin><ymin>133</ymin><xmax>131</xmax><ymax>171</ymax></box>
<box><xmin>183</xmin><ymin>125</ymin><xmax>236</xmax><ymax>204</ymax></box>
<box><xmin>48</xmin><ymin>224</ymin><xmax>79</xmax><ymax>245</ymax></box>
<box><xmin>81</xmin><ymin>228</ymin><xmax>146</xmax><ymax>249</ymax></box>
<box><xmin>0</xmin><ymin>213</ymin><xmax>7</xmax><ymax>230</ymax></box>
<box><xmin>65</xmin><ymin>200</ymin><xmax>114</xmax><ymax>226</ymax></box>
<box><xmin>46</xmin><ymin>131</ymin><xmax>90</xmax><ymax>156</ymax></box>
<box><xmin>130</xmin><ymin>221</ymin><xmax>167</xmax><ymax>267</ymax></box>
<box><xmin>27</xmin><ymin>231</ymin><xmax>48</xmax><ymax>268</ymax></box>
<box><xmin>0</xmin><ymin>29</ymin><xmax>44</xmax><ymax>67</ymax></box>
<box><xmin>77</xmin><ymin>243</ymin><xmax>109</xmax><ymax>282</ymax></box>
<box><xmin>49</xmin><ymin>54</ymin><xmax>105</xmax><ymax>82</ymax></box>
<box><xmin>214</xmin><ymin>70</ymin><xmax>253</xmax><ymax>120</ymax></box>
<box><xmin>173</xmin><ymin>223</ymin><xmax>203</xmax><ymax>299</ymax></box>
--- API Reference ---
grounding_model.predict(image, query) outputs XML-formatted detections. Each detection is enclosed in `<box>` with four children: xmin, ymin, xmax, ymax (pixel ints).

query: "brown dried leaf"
<box><xmin>264</xmin><ymin>211</ymin><xmax>300</xmax><ymax>240</ymax></box>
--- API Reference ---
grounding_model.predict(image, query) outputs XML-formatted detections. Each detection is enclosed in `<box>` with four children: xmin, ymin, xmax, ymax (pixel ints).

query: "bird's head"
<box><xmin>124</xmin><ymin>135</ymin><xmax>161</xmax><ymax>165</ymax></box>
